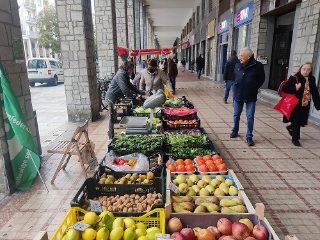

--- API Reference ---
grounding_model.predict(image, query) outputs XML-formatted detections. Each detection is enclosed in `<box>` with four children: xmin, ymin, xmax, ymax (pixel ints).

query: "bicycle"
<box><xmin>98</xmin><ymin>73</ymin><xmax>114</xmax><ymax>111</ymax></box>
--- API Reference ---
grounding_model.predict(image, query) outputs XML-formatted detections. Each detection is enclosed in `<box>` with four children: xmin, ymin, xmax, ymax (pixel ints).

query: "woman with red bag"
<box><xmin>282</xmin><ymin>62</ymin><xmax>320</xmax><ymax>146</ymax></box>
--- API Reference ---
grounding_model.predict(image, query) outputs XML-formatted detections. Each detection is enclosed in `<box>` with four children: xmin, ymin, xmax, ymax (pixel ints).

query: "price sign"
<box><xmin>90</xmin><ymin>200</ymin><xmax>102</xmax><ymax>212</ymax></box>
<box><xmin>169</xmin><ymin>182</ymin><xmax>179</xmax><ymax>194</ymax></box>
<box><xmin>89</xmin><ymin>157</ymin><xmax>98</xmax><ymax>170</ymax></box>
<box><xmin>69</xmin><ymin>222</ymin><xmax>90</xmax><ymax>231</ymax></box>
<box><xmin>169</xmin><ymin>157</ymin><xmax>176</xmax><ymax>167</ymax></box>
<box><xmin>155</xmin><ymin>233</ymin><xmax>172</xmax><ymax>239</ymax></box>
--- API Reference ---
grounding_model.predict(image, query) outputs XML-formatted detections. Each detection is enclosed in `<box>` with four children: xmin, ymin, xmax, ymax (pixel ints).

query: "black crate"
<box><xmin>133</xmin><ymin>108</ymin><xmax>163</xmax><ymax>118</ymax></box>
<box><xmin>70</xmin><ymin>178</ymin><xmax>164</xmax><ymax>216</ymax></box>
<box><xmin>163</xmin><ymin>117</ymin><xmax>201</xmax><ymax>130</ymax></box>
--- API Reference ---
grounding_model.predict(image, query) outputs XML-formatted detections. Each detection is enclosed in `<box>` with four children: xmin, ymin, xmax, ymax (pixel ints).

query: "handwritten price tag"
<box><xmin>169</xmin><ymin>157</ymin><xmax>176</xmax><ymax>167</ymax></box>
<box><xmin>169</xmin><ymin>182</ymin><xmax>179</xmax><ymax>194</ymax></box>
<box><xmin>89</xmin><ymin>157</ymin><xmax>98</xmax><ymax>170</ymax></box>
<box><xmin>155</xmin><ymin>233</ymin><xmax>172</xmax><ymax>239</ymax></box>
<box><xmin>90</xmin><ymin>200</ymin><xmax>102</xmax><ymax>212</ymax></box>
<box><xmin>69</xmin><ymin>222</ymin><xmax>90</xmax><ymax>231</ymax></box>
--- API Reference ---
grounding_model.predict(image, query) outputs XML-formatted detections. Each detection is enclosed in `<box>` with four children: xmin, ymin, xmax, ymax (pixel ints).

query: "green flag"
<box><xmin>0</xmin><ymin>62</ymin><xmax>40</xmax><ymax>190</ymax></box>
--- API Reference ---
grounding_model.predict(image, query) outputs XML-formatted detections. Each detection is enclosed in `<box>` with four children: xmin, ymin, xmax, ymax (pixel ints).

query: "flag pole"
<box><xmin>27</xmin><ymin>150</ymin><xmax>49</xmax><ymax>192</ymax></box>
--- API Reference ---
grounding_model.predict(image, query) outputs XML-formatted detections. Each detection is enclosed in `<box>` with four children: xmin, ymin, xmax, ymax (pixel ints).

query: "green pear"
<box><xmin>220</xmin><ymin>199</ymin><xmax>238</xmax><ymax>207</ymax></box>
<box><xmin>219</xmin><ymin>182</ymin><xmax>229</xmax><ymax>195</ymax></box>
<box><xmin>216</xmin><ymin>175</ymin><xmax>225</xmax><ymax>183</ymax></box>
<box><xmin>199</xmin><ymin>188</ymin><xmax>210</xmax><ymax>196</ymax></box>
<box><xmin>205</xmin><ymin>185</ymin><xmax>215</xmax><ymax>194</ymax></box>
<box><xmin>172</xmin><ymin>179</ymin><xmax>178</xmax><ymax>185</ymax></box>
<box><xmin>225</xmin><ymin>179</ymin><xmax>234</xmax><ymax>187</ymax></box>
<box><xmin>210</xmin><ymin>179</ymin><xmax>221</xmax><ymax>188</ymax></box>
<box><xmin>202</xmin><ymin>175</ymin><xmax>211</xmax><ymax>184</ymax></box>
<box><xmin>232</xmin><ymin>198</ymin><xmax>243</xmax><ymax>205</ymax></box>
<box><xmin>178</xmin><ymin>183</ymin><xmax>189</xmax><ymax>194</ymax></box>
<box><xmin>214</xmin><ymin>188</ymin><xmax>225</xmax><ymax>196</ymax></box>
<box><xmin>189</xmin><ymin>174</ymin><xmax>199</xmax><ymax>183</ymax></box>
<box><xmin>229</xmin><ymin>186</ymin><xmax>238</xmax><ymax>196</ymax></box>
<box><xmin>186</xmin><ymin>187</ymin><xmax>196</xmax><ymax>196</ymax></box>
<box><xmin>191</xmin><ymin>185</ymin><xmax>200</xmax><ymax>194</ymax></box>
<box><xmin>197</xmin><ymin>180</ymin><xmax>207</xmax><ymax>188</ymax></box>
<box><xmin>229</xmin><ymin>205</ymin><xmax>248</xmax><ymax>213</ymax></box>
<box><xmin>124</xmin><ymin>227</ymin><xmax>136</xmax><ymax>240</ymax></box>
<box><xmin>175</xmin><ymin>174</ymin><xmax>187</xmax><ymax>184</ymax></box>
<box><xmin>186</xmin><ymin>179</ymin><xmax>193</xmax><ymax>187</ymax></box>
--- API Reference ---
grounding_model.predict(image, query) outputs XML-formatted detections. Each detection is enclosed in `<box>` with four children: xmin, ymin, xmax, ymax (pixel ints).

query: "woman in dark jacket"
<box><xmin>282</xmin><ymin>62</ymin><xmax>320</xmax><ymax>146</ymax></box>
<box><xmin>168</xmin><ymin>58</ymin><xmax>178</xmax><ymax>93</ymax></box>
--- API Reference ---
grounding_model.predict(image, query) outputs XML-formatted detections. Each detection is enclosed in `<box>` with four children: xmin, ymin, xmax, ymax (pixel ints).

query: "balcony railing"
<box><xmin>24</xmin><ymin>1</ymin><xmax>36</xmax><ymax>9</ymax></box>
<box><xmin>26</xmin><ymin>16</ymin><xmax>37</xmax><ymax>24</ymax></box>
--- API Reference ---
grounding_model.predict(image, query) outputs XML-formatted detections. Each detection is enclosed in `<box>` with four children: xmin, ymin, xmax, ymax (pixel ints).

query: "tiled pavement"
<box><xmin>1</xmin><ymin>70</ymin><xmax>320</xmax><ymax>239</ymax></box>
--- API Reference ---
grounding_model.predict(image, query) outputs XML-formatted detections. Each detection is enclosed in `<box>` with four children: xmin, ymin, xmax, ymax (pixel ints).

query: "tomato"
<box><xmin>199</xmin><ymin>164</ymin><xmax>208</xmax><ymax>172</ymax></box>
<box><xmin>176</xmin><ymin>165</ymin><xmax>186</xmax><ymax>172</ymax></box>
<box><xmin>175</xmin><ymin>159</ymin><xmax>184</xmax><ymax>166</ymax></box>
<box><xmin>217</xmin><ymin>164</ymin><xmax>227</xmax><ymax>172</ymax></box>
<box><xmin>168</xmin><ymin>164</ymin><xmax>176</xmax><ymax>172</ymax></box>
<box><xmin>186</xmin><ymin>165</ymin><xmax>195</xmax><ymax>172</ymax></box>
<box><xmin>184</xmin><ymin>159</ymin><xmax>193</xmax><ymax>165</ymax></box>
<box><xmin>209</xmin><ymin>164</ymin><xmax>219</xmax><ymax>172</ymax></box>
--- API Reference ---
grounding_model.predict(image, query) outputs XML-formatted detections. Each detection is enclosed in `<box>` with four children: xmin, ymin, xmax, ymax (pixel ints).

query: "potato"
<box><xmin>123</xmin><ymin>207</ymin><xmax>128</xmax><ymax>212</ymax></box>
<box><xmin>128</xmin><ymin>207</ymin><xmax>133</xmax><ymax>212</ymax></box>
<box><xmin>102</xmin><ymin>206</ymin><xmax>108</xmax><ymax>211</ymax></box>
<box><xmin>135</xmin><ymin>195</ymin><xmax>140</xmax><ymax>200</ymax></box>
<box><xmin>107</xmin><ymin>206</ymin><xmax>113</xmax><ymax>211</ymax></box>
<box><xmin>146</xmin><ymin>206</ymin><xmax>151</xmax><ymax>212</ymax></box>
<box><xmin>124</xmin><ymin>194</ymin><xmax>129</xmax><ymax>198</ymax></box>
<box><xmin>154</xmin><ymin>199</ymin><xmax>161</xmax><ymax>205</ymax></box>
<box><xmin>102</xmin><ymin>201</ymin><xmax>107</xmax><ymax>206</ymax></box>
<box><xmin>142</xmin><ymin>203</ymin><xmax>147</xmax><ymax>209</ymax></box>
<box><xmin>130</xmin><ymin>194</ymin><xmax>135</xmax><ymax>199</ymax></box>
<box><xmin>147</xmin><ymin>193</ymin><xmax>152</xmax><ymax>198</ymax></box>
<box><xmin>147</xmin><ymin>199</ymin><xmax>153</xmax><ymax>205</ymax></box>
<box><xmin>152</xmin><ymin>193</ymin><xmax>158</xmax><ymax>199</ymax></box>
<box><xmin>140</xmin><ymin>196</ymin><xmax>146</xmax><ymax>201</ymax></box>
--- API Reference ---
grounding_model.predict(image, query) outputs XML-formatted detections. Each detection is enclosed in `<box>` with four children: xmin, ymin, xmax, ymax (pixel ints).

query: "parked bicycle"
<box><xmin>98</xmin><ymin>73</ymin><xmax>114</xmax><ymax>111</ymax></box>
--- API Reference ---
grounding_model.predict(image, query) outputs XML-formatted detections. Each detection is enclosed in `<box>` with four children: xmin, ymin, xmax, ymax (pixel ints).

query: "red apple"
<box><xmin>180</xmin><ymin>228</ymin><xmax>195</xmax><ymax>240</ymax></box>
<box><xmin>218</xmin><ymin>236</ymin><xmax>237</xmax><ymax>240</ymax></box>
<box><xmin>253</xmin><ymin>224</ymin><xmax>268</xmax><ymax>240</ymax></box>
<box><xmin>217</xmin><ymin>218</ymin><xmax>232</xmax><ymax>235</ymax></box>
<box><xmin>197</xmin><ymin>229</ymin><xmax>215</xmax><ymax>240</ymax></box>
<box><xmin>232</xmin><ymin>222</ymin><xmax>250</xmax><ymax>240</ymax></box>
<box><xmin>171</xmin><ymin>232</ymin><xmax>185</xmax><ymax>240</ymax></box>
<box><xmin>168</xmin><ymin>217</ymin><xmax>183</xmax><ymax>233</ymax></box>
<box><xmin>193</xmin><ymin>227</ymin><xmax>202</xmax><ymax>239</ymax></box>
<box><xmin>207</xmin><ymin>226</ymin><xmax>221</xmax><ymax>239</ymax></box>
<box><xmin>245</xmin><ymin>237</ymin><xmax>257</xmax><ymax>240</ymax></box>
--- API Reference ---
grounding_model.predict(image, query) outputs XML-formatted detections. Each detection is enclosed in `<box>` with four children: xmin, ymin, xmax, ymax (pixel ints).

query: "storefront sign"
<box><xmin>218</xmin><ymin>18</ymin><xmax>229</xmax><ymax>34</ymax></box>
<box><xmin>234</xmin><ymin>1</ymin><xmax>253</xmax><ymax>27</ymax></box>
<box><xmin>207</xmin><ymin>19</ymin><xmax>216</xmax><ymax>38</ymax></box>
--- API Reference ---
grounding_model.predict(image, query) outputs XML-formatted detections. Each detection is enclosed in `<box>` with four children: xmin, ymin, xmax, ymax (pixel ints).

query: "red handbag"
<box><xmin>274</xmin><ymin>76</ymin><xmax>299</xmax><ymax>119</ymax></box>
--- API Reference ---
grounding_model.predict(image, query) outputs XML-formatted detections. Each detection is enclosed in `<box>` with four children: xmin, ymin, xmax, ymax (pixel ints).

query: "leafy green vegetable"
<box><xmin>110</xmin><ymin>133</ymin><xmax>162</xmax><ymax>154</ymax></box>
<box><xmin>147</xmin><ymin>118</ymin><xmax>161</xmax><ymax>124</ymax></box>
<box><xmin>164</xmin><ymin>99</ymin><xmax>184</xmax><ymax>107</ymax></box>
<box><xmin>133</xmin><ymin>106</ymin><xmax>162</xmax><ymax>115</ymax></box>
<box><xmin>164</xmin><ymin>133</ymin><xmax>209</xmax><ymax>147</ymax></box>
<box><xmin>170</xmin><ymin>146</ymin><xmax>215</xmax><ymax>158</ymax></box>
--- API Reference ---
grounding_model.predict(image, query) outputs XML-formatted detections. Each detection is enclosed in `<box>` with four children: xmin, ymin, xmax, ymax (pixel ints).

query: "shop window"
<box><xmin>31</xmin><ymin>42</ymin><xmax>36</xmax><ymax>49</ymax></box>
<box><xmin>234</xmin><ymin>23</ymin><xmax>252</xmax><ymax>54</ymax></box>
<box><xmin>38</xmin><ymin>0</ymin><xmax>42</xmax><ymax>7</ymax></box>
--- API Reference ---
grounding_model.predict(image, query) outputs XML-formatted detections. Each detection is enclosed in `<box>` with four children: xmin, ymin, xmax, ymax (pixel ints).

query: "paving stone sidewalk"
<box><xmin>1</xmin><ymin>70</ymin><xmax>320</xmax><ymax>239</ymax></box>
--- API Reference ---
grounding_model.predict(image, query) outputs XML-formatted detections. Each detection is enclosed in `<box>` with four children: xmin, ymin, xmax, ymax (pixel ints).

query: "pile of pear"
<box><xmin>99</xmin><ymin>172</ymin><xmax>155</xmax><ymax>185</ymax></box>
<box><xmin>172</xmin><ymin>174</ymin><xmax>239</xmax><ymax>197</ymax></box>
<box><xmin>171</xmin><ymin>195</ymin><xmax>248</xmax><ymax>214</ymax></box>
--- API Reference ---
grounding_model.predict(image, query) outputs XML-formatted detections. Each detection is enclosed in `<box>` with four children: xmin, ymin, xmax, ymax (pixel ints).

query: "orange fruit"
<box><xmin>196</xmin><ymin>159</ymin><xmax>205</xmax><ymax>166</ymax></box>
<box><xmin>176</xmin><ymin>159</ymin><xmax>184</xmax><ymax>166</ymax></box>
<box><xmin>176</xmin><ymin>165</ymin><xmax>186</xmax><ymax>172</ymax></box>
<box><xmin>186</xmin><ymin>165</ymin><xmax>195</xmax><ymax>172</ymax></box>
<box><xmin>199</xmin><ymin>164</ymin><xmax>208</xmax><ymax>172</ymax></box>
<box><xmin>215</xmin><ymin>158</ymin><xmax>224</xmax><ymax>165</ymax></box>
<box><xmin>212</xmin><ymin>155</ymin><xmax>220</xmax><ymax>161</ymax></box>
<box><xmin>203</xmin><ymin>155</ymin><xmax>212</xmax><ymax>161</ymax></box>
<box><xmin>205</xmin><ymin>160</ymin><xmax>214</xmax><ymax>166</ymax></box>
<box><xmin>166</xmin><ymin>160</ymin><xmax>171</xmax><ymax>166</ymax></box>
<box><xmin>184</xmin><ymin>159</ymin><xmax>193</xmax><ymax>165</ymax></box>
<box><xmin>217</xmin><ymin>164</ymin><xmax>227</xmax><ymax>172</ymax></box>
<box><xmin>209</xmin><ymin>164</ymin><xmax>219</xmax><ymax>172</ymax></box>
<box><xmin>195</xmin><ymin>156</ymin><xmax>203</xmax><ymax>161</ymax></box>
<box><xmin>168</xmin><ymin>164</ymin><xmax>176</xmax><ymax>172</ymax></box>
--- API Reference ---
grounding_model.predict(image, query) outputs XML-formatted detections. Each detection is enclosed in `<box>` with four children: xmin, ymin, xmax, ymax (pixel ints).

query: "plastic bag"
<box><xmin>101</xmin><ymin>151</ymin><xmax>149</xmax><ymax>172</ymax></box>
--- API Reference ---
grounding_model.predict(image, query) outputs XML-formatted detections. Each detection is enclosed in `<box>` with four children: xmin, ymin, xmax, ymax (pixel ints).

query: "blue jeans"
<box><xmin>170</xmin><ymin>76</ymin><xmax>176</xmax><ymax>91</ymax></box>
<box><xmin>233</xmin><ymin>101</ymin><xmax>256</xmax><ymax>138</ymax></box>
<box><xmin>197</xmin><ymin>70</ymin><xmax>202</xmax><ymax>78</ymax></box>
<box><xmin>224</xmin><ymin>80</ymin><xmax>234</xmax><ymax>102</ymax></box>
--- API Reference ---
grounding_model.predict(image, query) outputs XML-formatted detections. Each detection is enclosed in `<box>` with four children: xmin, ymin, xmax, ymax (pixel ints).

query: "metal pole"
<box><xmin>28</xmin><ymin>150</ymin><xmax>49</xmax><ymax>192</ymax></box>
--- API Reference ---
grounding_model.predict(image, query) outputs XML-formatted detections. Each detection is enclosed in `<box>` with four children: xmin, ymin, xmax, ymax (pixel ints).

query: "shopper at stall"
<box><xmin>196</xmin><ymin>54</ymin><xmax>204</xmax><ymax>79</ymax></box>
<box><xmin>181</xmin><ymin>58</ymin><xmax>186</xmax><ymax>72</ymax></box>
<box><xmin>223</xmin><ymin>50</ymin><xmax>239</xmax><ymax>104</ymax></box>
<box><xmin>140</xmin><ymin>59</ymin><xmax>174</xmax><ymax>95</ymax></box>
<box><xmin>162</xmin><ymin>58</ymin><xmax>168</xmax><ymax>74</ymax></box>
<box><xmin>282</xmin><ymin>62</ymin><xmax>320</xmax><ymax>146</ymax></box>
<box><xmin>191</xmin><ymin>58</ymin><xmax>195</xmax><ymax>73</ymax></box>
<box><xmin>105</xmin><ymin>61</ymin><xmax>145</xmax><ymax>139</ymax></box>
<box><xmin>168</xmin><ymin>58</ymin><xmax>178</xmax><ymax>94</ymax></box>
<box><xmin>231</xmin><ymin>47</ymin><xmax>265</xmax><ymax>146</ymax></box>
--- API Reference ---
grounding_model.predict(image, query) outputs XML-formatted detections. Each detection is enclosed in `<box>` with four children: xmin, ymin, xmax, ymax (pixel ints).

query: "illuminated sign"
<box><xmin>218</xmin><ymin>18</ymin><xmax>229</xmax><ymax>34</ymax></box>
<box><xmin>234</xmin><ymin>1</ymin><xmax>253</xmax><ymax>27</ymax></box>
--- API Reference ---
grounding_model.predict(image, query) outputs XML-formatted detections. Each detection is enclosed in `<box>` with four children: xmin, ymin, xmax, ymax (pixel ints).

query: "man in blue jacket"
<box><xmin>230</xmin><ymin>48</ymin><xmax>265</xmax><ymax>146</ymax></box>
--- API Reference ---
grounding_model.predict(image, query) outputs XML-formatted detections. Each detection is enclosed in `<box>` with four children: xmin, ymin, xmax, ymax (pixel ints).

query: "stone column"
<box><xmin>227</xmin><ymin>0</ymin><xmax>235</xmax><ymax>56</ymax></box>
<box><xmin>94</xmin><ymin>0</ymin><xmax>118</xmax><ymax>78</ymax></box>
<box><xmin>116</xmin><ymin>0</ymin><xmax>127</xmax><ymax>65</ymax></box>
<box><xmin>211</xmin><ymin>0</ymin><xmax>220</xmax><ymax>81</ymax></box>
<box><xmin>55</xmin><ymin>0</ymin><xmax>99</xmax><ymax>122</ymax></box>
<box><xmin>127</xmin><ymin>0</ymin><xmax>135</xmax><ymax>49</ymax></box>
<box><xmin>134</xmin><ymin>0</ymin><xmax>141</xmax><ymax>49</ymax></box>
<box><xmin>0</xmin><ymin>0</ymin><xmax>38</xmax><ymax>193</ymax></box>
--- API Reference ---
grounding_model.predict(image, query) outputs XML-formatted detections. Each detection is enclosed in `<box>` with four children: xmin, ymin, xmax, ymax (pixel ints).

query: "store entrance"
<box><xmin>217</xmin><ymin>33</ymin><xmax>228</xmax><ymax>82</ymax></box>
<box><xmin>201</xmin><ymin>41</ymin><xmax>206</xmax><ymax>74</ymax></box>
<box><xmin>268</xmin><ymin>12</ymin><xmax>295</xmax><ymax>91</ymax></box>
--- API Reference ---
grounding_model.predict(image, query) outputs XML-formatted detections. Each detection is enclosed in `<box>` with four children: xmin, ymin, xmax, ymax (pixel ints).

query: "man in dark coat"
<box><xmin>223</xmin><ymin>50</ymin><xmax>239</xmax><ymax>104</ymax></box>
<box><xmin>230</xmin><ymin>48</ymin><xmax>265</xmax><ymax>146</ymax></box>
<box><xmin>196</xmin><ymin>54</ymin><xmax>204</xmax><ymax>79</ymax></box>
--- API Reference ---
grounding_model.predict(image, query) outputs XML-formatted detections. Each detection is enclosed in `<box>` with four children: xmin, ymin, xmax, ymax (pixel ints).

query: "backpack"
<box><xmin>278</xmin><ymin>75</ymin><xmax>298</xmax><ymax>97</ymax></box>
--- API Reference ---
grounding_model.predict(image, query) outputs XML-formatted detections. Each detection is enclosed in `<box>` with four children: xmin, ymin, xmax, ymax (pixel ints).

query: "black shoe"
<box><xmin>286</xmin><ymin>125</ymin><xmax>292</xmax><ymax>136</ymax></box>
<box><xmin>247</xmin><ymin>137</ymin><xmax>254</xmax><ymax>146</ymax></box>
<box><xmin>224</xmin><ymin>100</ymin><xmax>227</xmax><ymax>104</ymax></box>
<box><xmin>292</xmin><ymin>140</ymin><xmax>301</xmax><ymax>147</ymax></box>
<box><xmin>230</xmin><ymin>130</ymin><xmax>238</xmax><ymax>138</ymax></box>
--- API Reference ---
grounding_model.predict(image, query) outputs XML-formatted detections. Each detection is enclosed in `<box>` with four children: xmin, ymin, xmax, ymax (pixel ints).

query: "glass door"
<box><xmin>217</xmin><ymin>33</ymin><xmax>228</xmax><ymax>82</ymax></box>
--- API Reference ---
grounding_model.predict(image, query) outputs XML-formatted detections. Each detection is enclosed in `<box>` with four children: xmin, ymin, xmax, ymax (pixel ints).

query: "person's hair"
<box><xmin>296</xmin><ymin>62</ymin><xmax>314</xmax><ymax>76</ymax></box>
<box><xmin>119</xmin><ymin>61</ymin><xmax>134</xmax><ymax>73</ymax></box>
<box><xmin>148</xmin><ymin>59</ymin><xmax>158</xmax><ymax>68</ymax></box>
<box><xmin>240</xmin><ymin>47</ymin><xmax>253</xmax><ymax>57</ymax></box>
<box><xmin>231</xmin><ymin>50</ymin><xmax>237</xmax><ymax>56</ymax></box>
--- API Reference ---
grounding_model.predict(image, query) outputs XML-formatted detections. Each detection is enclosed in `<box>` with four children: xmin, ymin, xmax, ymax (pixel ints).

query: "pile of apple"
<box><xmin>167</xmin><ymin>217</ymin><xmax>269</xmax><ymax>240</ymax></box>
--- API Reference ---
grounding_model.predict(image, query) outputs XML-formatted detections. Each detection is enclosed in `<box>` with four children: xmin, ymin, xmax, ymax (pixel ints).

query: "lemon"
<box><xmin>99</xmin><ymin>211</ymin><xmax>115</xmax><ymax>220</ymax></box>
<box><xmin>135</xmin><ymin>222</ymin><xmax>147</xmax><ymax>230</ymax></box>
<box><xmin>84</xmin><ymin>212</ymin><xmax>99</xmax><ymax>225</ymax></box>
<box><xmin>138</xmin><ymin>236</ymin><xmax>149</xmax><ymax>240</ymax></box>
<box><xmin>96</xmin><ymin>227</ymin><xmax>110</xmax><ymax>240</ymax></box>
<box><xmin>135</xmin><ymin>228</ymin><xmax>147</xmax><ymax>239</ymax></box>
<box><xmin>82</xmin><ymin>228</ymin><xmax>97</xmax><ymax>240</ymax></box>
<box><xmin>146</xmin><ymin>227</ymin><xmax>160</xmax><ymax>234</ymax></box>
<box><xmin>110</xmin><ymin>227</ymin><xmax>124</xmax><ymax>240</ymax></box>
<box><xmin>146</xmin><ymin>229</ymin><xmax>161</xmax><ymax>240</ymax></box>
<box><xmin>65</xmin><ymin>228</ymin><xmax>79</xmax><ymax>240</ymax></box>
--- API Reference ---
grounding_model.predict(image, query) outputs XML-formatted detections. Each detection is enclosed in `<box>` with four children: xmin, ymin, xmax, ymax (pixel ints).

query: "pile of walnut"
<box><xmin>83</xmin><ymin>193</ymin><xmax>162</xmax><ymax>213</ymax></box>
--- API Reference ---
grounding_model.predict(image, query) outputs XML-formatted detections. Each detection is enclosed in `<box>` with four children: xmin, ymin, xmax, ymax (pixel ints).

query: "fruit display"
<box><xmin>166</xmin><ymin>159</ymin><xmax>196</xmax><ymax>173</ymax></box>
<box><xmin>167</xmin><ymin>216</ymin><xmax>269</xmax><ymax>240</ymax></box>
<box><xmin>62</xmin><ymin>210</ymin><xmax>163</xmax><ymax>240</ymax></box>
<box><xmin>97</xmin><ymin>172</ymin><xmax>156</xmax><ymax>185</ymax></box>
<box><xmin>163</xmin><ymin>106</ymin><xmax>197</xmax><ymax>119</ymax></box>
<box><xmin>82</xmin><ymin>193</ymin><xmax>162</xmax><ymax>213</ymax></box>
<box><xmin>195</xmin><ymin>155</ymin><xmax>228</xmax><ymax>173</ymax></box>
<box><xmin>165</xmin><ymin>119</ymin><xmax>199</xmax><ymax>129</ymax></box>
<box><xmin>170</xmin><ymin>174</ymin><xmax>239</xmax><ymax>197</ymax></box>
<box><xmin>164</xmin><ymin>134</ymin><xmax>210</xmax><ymax>147</ymax></box>
<box><xmin>170</xmin><ymin>195</ymin><xmax>248</xmax><ymax>214</ymax></box>
<box><xmin>164</xmin><ymin>129</ymin><xmax>202</xmax><ymax>134</ymax></box>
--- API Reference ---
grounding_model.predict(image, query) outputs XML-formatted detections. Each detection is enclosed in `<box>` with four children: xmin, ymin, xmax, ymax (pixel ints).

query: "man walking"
<box><xmin>223</xmin><ymin>50</ymin><xmax>239</xmax><ymax>104</ymax></box>
<box><xmin>196</xmin><ymin>54</ymin><xmax>204</xmax><ymax>79</ymax></box>
<box><xmin>230</xmin><ymin>47</ymin><xmax>265</xmax><ymax>146</ymax></box>
<box><xmin>181</xmin><ymin>58</ymin><xmax>186</xmax><ymax>72</ymax></box>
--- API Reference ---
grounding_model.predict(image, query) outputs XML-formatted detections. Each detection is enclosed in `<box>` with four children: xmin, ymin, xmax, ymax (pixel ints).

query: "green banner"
<box><xmin>0</xmin><ymin>62</ymin><xmax>40</xmax><ymax>190</ymax></box>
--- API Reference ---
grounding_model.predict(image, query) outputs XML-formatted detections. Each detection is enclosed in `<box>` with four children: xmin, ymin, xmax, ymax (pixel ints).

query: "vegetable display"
<box><xmin>147</xmin><ymin>117</ymin><xmax>161</xmax><ymax>125</ymax></box>
<box><xmin>110</xmin><ymin>133</ymin><xmax>162</xmax><ymax>154</ymax></box>
<box><xmin>133</xmin><ymin>106</ymin><xmax>162</xmax><ymax>114</ymax></box>
<box><xmin>164</xmin><ymin>133</ymin><xmax>209</xmax><ymax>147</ymax></box>
<box><xmin>170</xmin><ymin>147</ymin><xmax>215</xmax><ymax>158</ymax></box>
<box><xmin>164</xmin><ymin>98</ymin><xmax>194</xmax><ymax>108</ymax></box>
<box><xmin>164</xmin><ymin>129</ymin><xmax>202</xmax><ymax>134</ymax></box>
